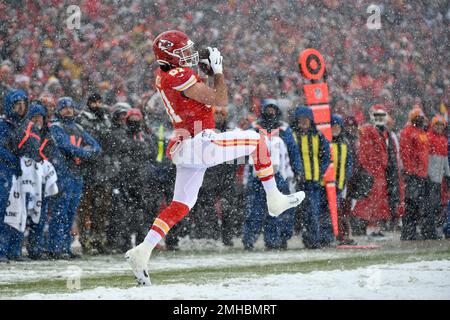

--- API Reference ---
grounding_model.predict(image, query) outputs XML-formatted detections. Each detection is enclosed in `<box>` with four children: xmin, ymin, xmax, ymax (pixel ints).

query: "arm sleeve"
<box><xmin>0</xmin><ymin>124</ymin><xmax>18</xmax><ymax>167</ymax></box>
<box><xmin>399</xmin><ymin>129</ymin><xmax>414</xmax><ymax>174</ymax></box>
<box><xmin>81</xmin><ymin>130</ymin><xmax>102</xmax><ymax>157</ymax></box>
<box><xmin>345</xmin><ymin>143</ymin><xmax>353</xmax><ymax>180</ymax></box>
<box><xmin>444</xmin><ymin>140</ymin><xmax>450</xmax><ymax>177</ymax></box>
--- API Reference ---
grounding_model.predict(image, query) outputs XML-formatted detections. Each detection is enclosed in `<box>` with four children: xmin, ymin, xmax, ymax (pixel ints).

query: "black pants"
<box><xmin>190</xmin><ymin>184</ymin><xmax>240</xmax><ymax>244</ymax></box>
<box><xmin>401</xmin><ymin>175</ymin><xmax>431</xmax><ymax>240</ymax></box>
<box><xmin>78</xmin><ymin>183</ymin><xmax>112</xmax><ymax>254</ymax></box>
<box><xmin>422</xmin><ymin>181</ymin><xmax>441</xmax><ymax>239</ymax></box>
<box><xmin>108</xmin><ymin>181</ymin><xmax>153</xmax><ymax>252</ymax></box>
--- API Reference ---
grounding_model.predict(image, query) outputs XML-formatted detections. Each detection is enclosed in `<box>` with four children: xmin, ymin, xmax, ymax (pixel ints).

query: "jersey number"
<box><xmin>157</xmin><ymin>88</ymin><xmax>182</xmax><ymax>123</ymax></box>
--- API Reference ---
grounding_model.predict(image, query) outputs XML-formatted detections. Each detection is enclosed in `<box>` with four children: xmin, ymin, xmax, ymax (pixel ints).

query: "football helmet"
<box><xmin>369</xmin><ymin>104</ymin><xmax>388</xmax><ymax>127</ymax></box>
<box><xmin>152</xmin><ymin>30</ymin><xmax>199</xmax><ymax>68</ymax></box>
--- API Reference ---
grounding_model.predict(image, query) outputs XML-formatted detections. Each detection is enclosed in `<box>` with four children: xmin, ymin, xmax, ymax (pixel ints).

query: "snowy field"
<box><xmin>16</xmin><ymin>260</ymin><xmax>450</xmax><ymax>300</ymax></box>
<box><xmin>1</xmin><ymin>233</ymin><xmax>450</xmax><ymax>300</ymax></box>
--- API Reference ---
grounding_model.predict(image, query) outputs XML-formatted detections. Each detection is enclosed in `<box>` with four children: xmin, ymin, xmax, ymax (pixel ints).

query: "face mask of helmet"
<box><xmin>174</xmin><ymin>40</ymin><xmax>199</xmax><ymax>67</ymax></box>
<box><xmin>128</xmin><ymin>120</ymin><xmax>142</xmax><ymax>133</ymax></box>
<box><xmin>261</xmin><ymin>106</ymin><xmax>280</xmax><ymax>129</ymax></box>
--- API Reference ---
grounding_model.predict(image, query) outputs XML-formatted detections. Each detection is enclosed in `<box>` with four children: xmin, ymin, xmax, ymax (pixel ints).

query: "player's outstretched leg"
<box><xmin>251</xmin><ymin>133</ymin><xmax>305</xmax><ymax>217</ymax></box>
<box><xmin>125</xmin><ymin>201</ymin><xmax>190</xmax><ymax>286</ymax></box>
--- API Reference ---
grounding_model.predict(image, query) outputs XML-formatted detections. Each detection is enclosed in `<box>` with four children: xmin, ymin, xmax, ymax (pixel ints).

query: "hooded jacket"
<box><xmin>291</xmin><ymin>106</ymin><xmax>331</xmax><ymax>188</ymax></box>
<box><xmin>0</xmin><ymin>89</ymin><xmax>31</xmax><ymax>175</ymax></box>
<box><xmin>49</xmin><ymin>108</ymin><xmax>101</xmax><ymax>177</ymax></box>
<box><xmin>427</xmin><ymin>123</ymin><xmax>449</xmax><ymax>184</ymax></box>
<box><xmin>400</xmin><ymin>123</ymin><xmax>429</xmax><ymax>178</ymax></box>
<box><xmin>254</xmin><ymin>100</ymin><xmax>302</xmax><ymax>175</ymax></box>
<box><xmin>330</xmin><ymin>115</ymin><xmax>353</xmax><ymax>191</ymax></box>
<box><xmin>77</xmin><ymin>104</ymin><xmax>113</xmax><ymax>184</ymax></box>
<box><xmin>17</xmin><ymin>102</ymin><xmax>48</xmax><ymax>162</ymax></box>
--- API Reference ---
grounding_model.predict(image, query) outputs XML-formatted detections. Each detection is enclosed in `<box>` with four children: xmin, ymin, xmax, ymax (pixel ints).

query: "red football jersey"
<box><xmin>155</xmin><ymin>67</ymin><xmax>215</xmax><ymax>136</ymax></box>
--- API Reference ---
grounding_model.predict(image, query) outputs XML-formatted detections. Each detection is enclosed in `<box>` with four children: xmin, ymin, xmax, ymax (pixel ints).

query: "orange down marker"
<box><xmin>298</xmin><ymin>48</ymin><xmax>339</xmax><ymax>237</ymax></box>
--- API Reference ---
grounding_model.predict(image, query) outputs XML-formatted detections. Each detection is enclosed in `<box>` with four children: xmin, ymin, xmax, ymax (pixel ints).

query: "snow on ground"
<box><xmin>2</xmin><ymin>234</ymin><xmax>450</xmax><ymax>299</ymax></box>
<box><xmin>0</xmin><ymin>236</ymin><xmax>374</xmax><ymax>285</ymax></box>
<box><xmin>0</xmin><ymin>246</ymin><xmax>369</xmax><ymax>285</ymax></box>
<box><xmin>18</xmin><ymin>260</ymin><xmax>450</xmax><ymax>300</ymax></box>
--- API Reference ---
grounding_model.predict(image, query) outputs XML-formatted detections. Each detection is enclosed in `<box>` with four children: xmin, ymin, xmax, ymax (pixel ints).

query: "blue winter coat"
<box><xmin>292</xmin><ymin>106</ymin><xmax>331</xmax><ymax>189</ymax></box>
<box><xmin>49</xmin><ymin>115</ymin><xmax>101</xmax><ymax>177</ymax></box>
<box><xmin>0</xmin><ymin>89</ymin><xmax>32</xmax><ymax>175</ymax></box>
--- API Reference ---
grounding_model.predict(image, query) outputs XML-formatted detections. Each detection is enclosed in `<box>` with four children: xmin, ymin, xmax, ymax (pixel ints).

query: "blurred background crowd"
<box><xmin>0</xmin><ymin>0</ymin><xmax>449</xmax><ymax>261</ymax></box>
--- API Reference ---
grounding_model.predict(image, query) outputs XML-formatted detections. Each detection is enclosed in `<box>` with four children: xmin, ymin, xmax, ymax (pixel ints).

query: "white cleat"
<box><xmin>266</xmin><ymin>189</ymin><xmax>306</xmax><ymax>217</ymax></box>
<box><xmin>125</xmin><ymin>241</ymin><xmax>153</xmax><ymax>286</ymax></box>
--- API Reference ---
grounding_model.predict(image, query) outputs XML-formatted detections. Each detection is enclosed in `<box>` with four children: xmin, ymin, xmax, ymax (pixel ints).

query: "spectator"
<box><xmin>0</xmin><ymin>62</ymin><xmax>12</xmax><ymax>111</ymax></box>
<box><xmin>341</xmin><ymin>116</ymin><xmax>367</xmax><ymax>237</ymax></box>
<box><xmin>106</xmin><ymin>104</ymin><xmax>134</xmax><ymax>253</ymax></box>
<box><xmin>113</xmin><ymin>108</ymin><xmax>156</xmax><ymax>251</ymax></box>
<box><xmin>329</xmin><ymin>115</ymin><xmax>354</xmax><ymax>245</ymax></box>
<box><xmin>0</xmin><ymin>2</ymin><xmax>446</xmax><ymax>129</ymax></box>
<box><xmin>0</xmin><ymin>89</ymin><xmax>31</xmax><ymax>262</ymax></box>
<box><xmin>291</xmin><ymin>106</ymin><xmax>331</xmax><ymax>249</ymax></box>
<box><xmin>24</xmin><ymin>102</ymin><xmax>55</xmax><ymax>260</ymax></box>
<box><xmin>352</xmin><ymin>105</ymin><xmax>402</xmax><ymax>238</ymax></box>
<box><xmin>47</xmin><ymin>97</ymin><xmax>101</xmax><ymax>259</ymax></box>
<box><xmin>399</xmin><ymin>107</ymin><xmax>429</xmax><ymax>241</ymax></box>
<box><xmin>77</xmin><ymin>93</ymin><xmax>113</xmax><ymax>255</ymax></box>
<box><xmin>243</xmin><ymin>99</ymin><xmax>301</xmax><ymax>250</ymax></box>
<box><xmin>425</xmin><ymin>115</ymin><xmax>449</xmax><ymax>239</ymax></box>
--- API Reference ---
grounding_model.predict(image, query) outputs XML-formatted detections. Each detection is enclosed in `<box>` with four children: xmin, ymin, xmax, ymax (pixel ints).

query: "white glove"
<box><xmin>207</xmin><ymin>47</ymin><xmax>223</xmax><ymax>75</ymax></box>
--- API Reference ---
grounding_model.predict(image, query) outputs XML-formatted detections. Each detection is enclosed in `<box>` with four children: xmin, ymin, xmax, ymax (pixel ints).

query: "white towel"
<box><xmin>4</xmin><ymin>175</ymin><xmax>27</xmax><ymax>232</ymax></box>
<box><xmin>4</xmin><ymin>157</ymin><xmax>58</xmax><ymax>231</ymax></box>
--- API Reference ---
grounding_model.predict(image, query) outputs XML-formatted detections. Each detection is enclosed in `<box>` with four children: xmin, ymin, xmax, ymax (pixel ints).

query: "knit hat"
<box><xmin>125</xmin><ymin>108</ymin><xmax>143</xmax><ymax>121</ymax></box>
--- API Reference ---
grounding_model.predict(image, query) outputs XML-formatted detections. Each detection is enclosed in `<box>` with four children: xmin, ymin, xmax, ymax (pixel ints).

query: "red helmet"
<box><xmin>152</xmin><ymin>30</ymin><xmax>199</xmax><ymax>68</ymax></box>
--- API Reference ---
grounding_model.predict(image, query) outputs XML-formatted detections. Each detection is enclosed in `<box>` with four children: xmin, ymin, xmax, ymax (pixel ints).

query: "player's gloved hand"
<box><xmin>207</xmin><ymin>47</ymin><xmax>223</xmax><ymax>75</ymax></box>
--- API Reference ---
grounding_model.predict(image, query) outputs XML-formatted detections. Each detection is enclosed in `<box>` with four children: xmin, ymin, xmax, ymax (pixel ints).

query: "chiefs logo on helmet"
<box><xmin>158</xmin><ymin>39</ymin><xmax>174</xmax><ymax>51</ymax></box>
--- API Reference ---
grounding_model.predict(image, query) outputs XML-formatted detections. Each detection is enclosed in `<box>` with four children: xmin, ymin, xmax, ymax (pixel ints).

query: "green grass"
<box><xmin>2</xmin><ymin>244</ymin><xmax>450</xmax><ymax>298</ymax></box>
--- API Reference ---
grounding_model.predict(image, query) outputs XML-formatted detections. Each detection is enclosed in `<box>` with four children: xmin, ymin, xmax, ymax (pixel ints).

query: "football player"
<box><xmin>126</xmin><ymin>30</ymin><xmax>306</xmax><ymax>285</ymax></box>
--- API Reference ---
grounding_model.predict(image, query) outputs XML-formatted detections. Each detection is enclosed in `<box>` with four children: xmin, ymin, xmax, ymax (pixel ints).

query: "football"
<box><xmin>198</xmin><ymin>48</ymin><xmax>214</xmax><ymax>76</ymax></box>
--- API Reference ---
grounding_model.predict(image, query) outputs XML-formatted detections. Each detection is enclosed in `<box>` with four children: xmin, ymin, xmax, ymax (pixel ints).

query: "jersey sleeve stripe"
<box><xmin>173</xmin><ymin>75</ymin><xmax>197</xmax><ymax>91</ymax></box>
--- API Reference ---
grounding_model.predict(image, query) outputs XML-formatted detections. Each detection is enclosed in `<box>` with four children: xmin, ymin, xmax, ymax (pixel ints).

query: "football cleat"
<box><xmin>125</xmin><ymin>241</ymin><xmax>153</xmax><ymax>286</ymax></box>
<box><xmin>266</xmin><ymin>189</ymin><xmax>305</xmax><ymax>217</ymax></box>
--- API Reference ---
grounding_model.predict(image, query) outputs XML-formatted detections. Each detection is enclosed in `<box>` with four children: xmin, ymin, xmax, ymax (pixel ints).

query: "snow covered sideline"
<box><xmin>18</xmin><ymin>260</ymin><xmax>450</xmax><ymax>300</ymax></box>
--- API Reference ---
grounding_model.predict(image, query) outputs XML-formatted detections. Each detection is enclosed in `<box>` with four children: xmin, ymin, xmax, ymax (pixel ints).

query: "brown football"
<box><xmin>198</xmin><ymin>48</ymin><xmax>214</xmax><ymax>76</ymax></box>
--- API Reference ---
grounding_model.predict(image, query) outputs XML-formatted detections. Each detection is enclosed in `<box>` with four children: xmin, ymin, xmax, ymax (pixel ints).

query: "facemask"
<box><xmin>412</xmin><ymin>117</ymin><xmax>424</xmax><ymax>128</ymax></box>
<box><xmin>128</xmin><ymin>120</ymin><xmax>142</xmax><ymax>132</ymax></box>
<box><xmin>91</xmin><ymin>106</ymin><xmax>106</xmax><ymax>118</ymax></box>
<box><xmin>261</xmin><ymin>113</ymin><xmax>279</xmax><ymax>129</ymax></box>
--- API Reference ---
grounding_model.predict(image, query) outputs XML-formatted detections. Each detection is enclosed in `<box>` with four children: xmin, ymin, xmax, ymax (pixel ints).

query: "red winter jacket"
<box><xmin>400</xmin><ymin>124</ymin><xmax>429</xmax><ymax>178</ymax></box>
